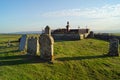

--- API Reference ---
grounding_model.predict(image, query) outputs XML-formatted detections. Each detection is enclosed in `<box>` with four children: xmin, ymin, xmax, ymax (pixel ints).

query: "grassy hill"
<box><xmin>0</xmin><ymin>34</ymin><xmax>120</xmax><ymax>80</ymax></box>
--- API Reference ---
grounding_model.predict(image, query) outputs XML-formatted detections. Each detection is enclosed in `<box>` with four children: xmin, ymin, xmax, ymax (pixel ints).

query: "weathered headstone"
<box><xmin>19</xmin><ymin>34</ymin><xmax>27</xmax><ymax>51</ymax></box>
<box><xmin>39</xmin><ymin>34</ymin><xmax>54</xmax><ymax>61</ymax></box>
<box><xmin>27</xmin><ymin>37</ymin><xmax>39</xmax><ymax>55</ymax></box>
<box><xmin>45</xmin><ymin>25</ymin><xmax>51</xmax><ymax>35</ymax></box>
<box><xmin>108</xmin><ymin>38</ymin><xmax>119</xmax><ymax>56</ymax></box>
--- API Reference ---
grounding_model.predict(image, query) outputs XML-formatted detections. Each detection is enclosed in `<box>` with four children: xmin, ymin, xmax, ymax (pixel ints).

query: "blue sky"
<box><xmin>0</xmin><ymin>0</ymin><xmax>120</xmax><ymax>33</ymax></box>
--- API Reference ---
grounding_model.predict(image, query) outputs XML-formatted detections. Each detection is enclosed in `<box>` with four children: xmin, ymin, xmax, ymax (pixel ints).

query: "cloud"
<box><xmin>42</xmin><ymin>4</ymin><xmax>120</xmax><ymax>18</ymax></box>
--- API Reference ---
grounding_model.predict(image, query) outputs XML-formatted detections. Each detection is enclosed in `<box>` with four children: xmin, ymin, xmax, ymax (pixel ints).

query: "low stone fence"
<box><xmin>94</xmin><ymin>33</ymin><xmax>120</xmax><ymax>41</ymax></box>
<box><xmin>52</xmin><ymin>34</ymin><xmax>83</xmax><ymax>40</ymax></box>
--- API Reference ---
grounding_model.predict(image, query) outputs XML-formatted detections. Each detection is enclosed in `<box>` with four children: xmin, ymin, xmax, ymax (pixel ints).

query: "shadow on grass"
<box><xmin>0</xmin><ymin>54</ymin><xmax>113</xmax><ymax>66</ymax></box>
<box><xmin>56</xmin><ymin>55</ymin><xmax>110</xmax><ymax>61</ymax></box>
<box><xmin>0</xmin><ymin>50</ymin><xmax>19</xmax><ymax>54</ymax></box>
<box><xmin>0</xmin><ymin>46</ymin><xmax>7</xmax><ymax>49</ymax></box>
<box><xmin>0</xmin><ymin>40</ymin><xmax>19</xmax><ymax>44</ymax></box>
<box><xmin>0</xmin><ymin>45</ymin><xmax>18</xmax><ymax>50</ymax></box>
<box><xmin>0</xmin><ymin>55</ymin><xmax>48</xmax><ymax>66</ymax></box>
<box><xmin>54</xmin><ymin>39</ymin><xmax>80</xmax><ymax>42</ymax></box>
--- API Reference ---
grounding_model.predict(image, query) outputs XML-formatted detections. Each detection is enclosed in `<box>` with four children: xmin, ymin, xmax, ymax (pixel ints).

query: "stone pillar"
<box><xmin>39</xmin><ymin>34</ymin><xmax>54</xmax><ymax>61</ymax></box>
<box><xmin>108</xmin><ymin>38</ymin><xmax>119</xmax><ymax>56</ymax></box>
<box><xmin>45</xmin><ymin>25</ymin><xmax>51</xmax><ymax>35</ymax></box>
<box><xmin>27</xmin><ymin>37</ymin><xmax>39</xmax><ymax>55</ymax></box>
<box><xmin>19</xmin><ymin>34</ymin><xmax>27</xmax><ymax>51</ymax></box>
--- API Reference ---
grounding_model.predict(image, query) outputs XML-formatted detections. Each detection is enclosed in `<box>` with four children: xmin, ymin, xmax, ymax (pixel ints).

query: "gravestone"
<box><xmin>27</xmin><ymin>37</ymin><xmax>39</xmax><ymax>55</ymax></box>
<box><xmin>45</xmin><ymin>25</ymin><xmax>51</xmax><ymax>35</ymax></box>
<box><xmin>19</xmin><ymin>34</ymin><xmax>27</xmax><ymax>51</ymax></box>
<box><xmin>108</xmin><ymin>38</ymin><xmax>119</xmax><ymax>56</ymax></box>
<box><xmin>39</xmin><ymin>34</ymin><xmax>54</xmax><ymax>61</ymax></box>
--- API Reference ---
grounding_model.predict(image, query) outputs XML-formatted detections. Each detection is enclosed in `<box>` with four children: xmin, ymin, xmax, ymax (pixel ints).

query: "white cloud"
<box><xmin>41</xmin><ymin>4</ymin><xmax>120</xmax><ymax>32</ymax></box>
<box><xmin>42</xmin><ymin>4</ymin><xmax>120</xmax><ymax>18</ymax></box>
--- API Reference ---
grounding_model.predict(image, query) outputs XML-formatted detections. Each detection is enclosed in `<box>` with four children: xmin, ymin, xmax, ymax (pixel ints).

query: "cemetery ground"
<box><xmin>0</xmin><ymin>34</ymin><xmax>120</xmax><ymax>80</ymax></box>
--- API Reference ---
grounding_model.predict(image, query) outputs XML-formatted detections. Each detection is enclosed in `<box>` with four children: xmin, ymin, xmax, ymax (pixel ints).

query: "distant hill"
<box><xmin>94</xmin><ymin>30</ymin><xmax>120</xmax><ymax>33</ymax></box>
<box><xmin>10</xmin><ymin>31</ymin><xmax>43</xmax><ymax>34</ymax></box>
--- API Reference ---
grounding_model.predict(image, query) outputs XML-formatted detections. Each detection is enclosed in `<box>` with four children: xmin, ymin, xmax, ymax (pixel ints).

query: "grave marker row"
<box><xmin>19</xmin><ymin>26</ymin><xmax>54</xmax><ymax>61</ymax></box>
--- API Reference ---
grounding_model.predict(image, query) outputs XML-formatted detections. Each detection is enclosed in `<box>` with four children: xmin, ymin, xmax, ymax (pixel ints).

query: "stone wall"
<box><xmin>51</xmin><ymin>33</ymin><xmax>92</xmax><ymax>40</ymax></box>
<box><xmin>52</xmin><ymin>34</ymin><xmax>83</xmax><ymax>40</ymax></box>
<box><xmin>94</xmin><ymin>33</ymin><xmax>120</xmax><ymax>41</ymax></box>
<box><xmin>52</xmin><ymin>34</ymin><xmax>65</xmax><ymax>40</ymax></box>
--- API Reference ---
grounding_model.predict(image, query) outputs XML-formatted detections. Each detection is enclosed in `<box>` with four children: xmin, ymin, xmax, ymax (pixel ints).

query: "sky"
<box><xmin>0</xmin><ymin>0</ymin><xmax>120</xmax><ymax>33</ymax></box>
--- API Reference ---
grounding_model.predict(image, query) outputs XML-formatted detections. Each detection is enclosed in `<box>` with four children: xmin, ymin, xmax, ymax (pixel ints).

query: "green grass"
<box><xmin>111</xmin><ymin>33</ymin><xmax>120</xmax><ymax>36</ymax></box>
<box><xmin>0</xmin><ymin>34</ymin><xmax>120</xmax><ymax>80</ymax></box>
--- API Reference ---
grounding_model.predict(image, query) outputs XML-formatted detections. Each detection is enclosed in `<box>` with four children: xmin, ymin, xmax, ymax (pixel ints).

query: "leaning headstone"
<box><xmin>19</xmin><ymin>34</ymin><xmax>27</xmax><ymax>51</ymax></box>
<box><xmin>27</xmin><ymin>37</ymin><xmax>39</xmax><ymax>55</ymax></box>
<box><xmin>45</xmin><ymin>25</ymin><xmax>51</xmax><ymax>35</ymax></box>
<box><xmin>108</xmin><ymin>38</ymin><xmax>119</xmax><ymax>56</ymax></box>
<box><xmin>39</xmin><ymin>34</ymin><xmax>54</xmax><ymax>61</ymax></box>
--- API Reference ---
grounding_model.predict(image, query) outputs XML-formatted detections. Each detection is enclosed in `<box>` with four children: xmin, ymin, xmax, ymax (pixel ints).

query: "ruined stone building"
<box><xmin>51</xmin><ymin>21</ymin><xmax>93</xmax><ymax>40</ymax></box>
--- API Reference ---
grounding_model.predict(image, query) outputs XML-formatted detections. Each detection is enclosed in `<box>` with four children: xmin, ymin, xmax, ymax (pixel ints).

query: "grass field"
<box><xmin>0</xmin><ymin>34</ymin><xmax>120</xmax><ymax>80</ymax></box>
<box><xmin>111</xmin><ymin>33</ymin><xmax>120</xmax><ymax>36</ymax></box>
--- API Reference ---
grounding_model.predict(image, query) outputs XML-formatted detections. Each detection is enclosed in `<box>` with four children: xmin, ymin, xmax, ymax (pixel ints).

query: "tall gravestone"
<box><xmin>39</xmin><ymin>26</ymin><xmax>54</xmax><ymax>61</ymax></box>
<box><xmin>108</xmin><ymin>38</ymin><xmax>119</xmax><ymax>56</ymax></box>
<box><xmin>19</xmin><ymin>34</ymin><xmax>27</xmax><ymax>51</ymax></box>
<box><xmin>39</xmin><ymin>34</ymin><xmax>54</xmax><ymax>61</ymax></box>
<box><xmin>27</xmin><ymin>37</ymin><xmax>39</xmax><ymax>55</ymax></box>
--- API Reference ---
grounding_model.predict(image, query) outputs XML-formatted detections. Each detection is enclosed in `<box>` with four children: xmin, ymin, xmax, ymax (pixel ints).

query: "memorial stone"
<box><xmin>39</xmin><ymin>34</ymin><xmax>54</xmax><ymax>61</ymax></box>
<box><xmin>19</xmin><ymin>34</ymin><xmax>27</xmax><ymax>51</ymax></box>
<box><xmin>27</xmin><ymin>37</ymin><xmax>39</xmax><ymax>55</ymax></box>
